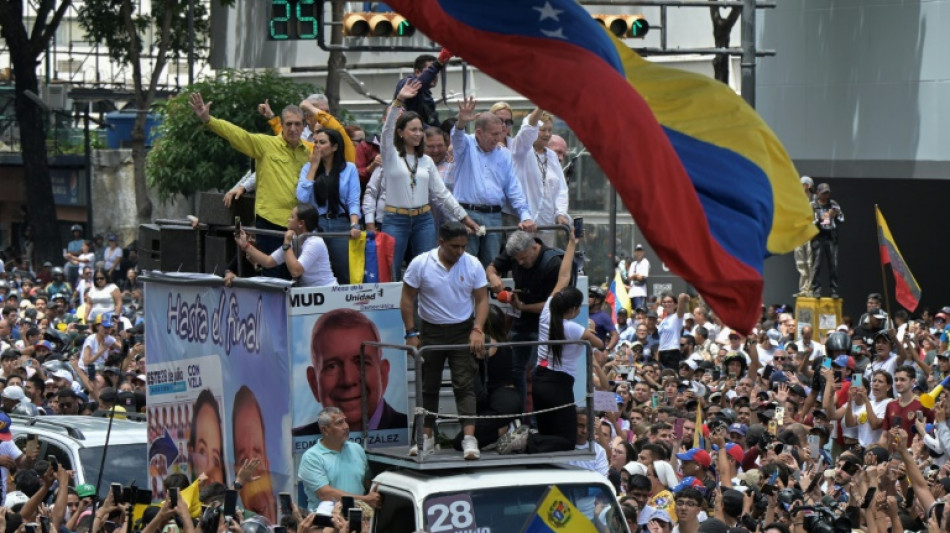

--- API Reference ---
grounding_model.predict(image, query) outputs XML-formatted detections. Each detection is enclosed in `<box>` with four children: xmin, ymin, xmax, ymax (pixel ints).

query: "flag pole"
<box><xmin>875</xmin><ymin>204</ymin><xmax>893</xmax><ymax>318</ymax></box>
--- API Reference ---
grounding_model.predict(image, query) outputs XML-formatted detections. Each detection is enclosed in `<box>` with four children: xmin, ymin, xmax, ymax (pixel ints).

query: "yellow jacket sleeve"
<box><xmin>268</xmin><ymin>116</ymin><xmax>282</xmax><ymax>135</ymax></box>
<box><xmin>206</xmin><ymin>117</ymin><xmax>267</xmax><ymax>159</ymax></box>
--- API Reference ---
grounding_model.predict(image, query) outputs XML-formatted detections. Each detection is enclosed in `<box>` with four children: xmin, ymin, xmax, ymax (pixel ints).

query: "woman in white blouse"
<box><xmin>382</xmin><ymin>80</ymin><xmax>478</xmax><ymax>280</ymax></box>
<box><xmin>85</xmin><ymin>267</ymin><xmax>122</xmax><ymax>323</ymax></box>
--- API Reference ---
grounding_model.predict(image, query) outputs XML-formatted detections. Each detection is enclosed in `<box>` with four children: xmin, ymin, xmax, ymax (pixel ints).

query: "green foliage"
<box><xmin>146</xmin><ymin>69</ymin><xmax>317</xmax><ymax>200</ymax></box>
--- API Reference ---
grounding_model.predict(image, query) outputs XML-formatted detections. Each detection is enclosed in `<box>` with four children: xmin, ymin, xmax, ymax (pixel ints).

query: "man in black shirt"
<box><xmin>486</xmin><ymin>231</ymin><xmax>566</xmax><ymax>412</ymax></box>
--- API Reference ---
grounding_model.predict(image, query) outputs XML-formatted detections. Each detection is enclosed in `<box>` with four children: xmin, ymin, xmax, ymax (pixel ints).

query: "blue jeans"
<box><xmin>322</xmin><ymin>217</ymin><xmax>352</xmax><ymax>284</ymax></box>
<box><xmin>382</xmin><ymin>211</ymin><xmax>435</xmax><ymax>281</ymax></box>
<box><xmin>465</xmin><ymin>211</ymin><xmax>503</xmax><ymax>266</ymax></box>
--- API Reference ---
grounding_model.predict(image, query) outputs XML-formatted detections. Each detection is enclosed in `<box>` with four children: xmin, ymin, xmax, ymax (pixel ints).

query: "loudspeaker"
<box><xmin>160</xmin><ymin>226</ymin><xmax>200</xmax><ymax>272</ymax></box>
<box><xmin>198</xmin><ymin>192</ymin><xmax>255</xmax><ymax>227</ymax></box>
<box><xmin>137</xmin><ymin>224</ymin><xmax>162</xmax><ymax>271</ymax></box>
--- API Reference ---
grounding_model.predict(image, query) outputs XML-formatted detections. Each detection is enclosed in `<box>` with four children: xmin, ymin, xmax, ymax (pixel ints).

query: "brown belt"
<box><xmin>384</xmin><ymin>205</ymin><xmax>431</xmax><ymax>216</ymax></box>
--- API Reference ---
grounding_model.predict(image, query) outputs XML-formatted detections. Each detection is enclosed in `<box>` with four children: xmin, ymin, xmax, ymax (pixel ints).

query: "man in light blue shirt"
<box><xmin>297</xmin><ymin>407</ymin><xmax>380</xmax><ymax>511</ymax></box>
<box><xmin>451</xmin><ymin>97</ymin><xmax>537</xmax><ymax>265</ymax></box>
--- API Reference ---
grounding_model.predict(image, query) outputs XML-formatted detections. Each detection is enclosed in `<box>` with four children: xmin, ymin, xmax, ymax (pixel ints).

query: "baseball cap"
<box><xmin>99</xmin><ymin>387</ymin><xmax>119</xmax><ymax>404</ymax></box>
<box><xmin>96</xmin><ymin>314</ymin><xmax>115</xmax><ymax>329</ymax></box>
<box><xmin>724</xmin><ymin>442</ymin><xmax>744</xmax><ymax>464</ymax></box>
<box><xmin>833</xmin><ymin>355</ymin><xmax>856</xmax><ymax>370</ymax></box>
<box><xmin>766</xmin><ymin>329</ymin><xmax>781</xmax><ymax>347</ymax></box>
<box><xmin>4</xmin><ymin>491</ymin><xmax>28</xmax><ymax>507</ymax></box>
<box><xmin>874</xmin><ymin>330</ymin><xmax>892</xmax><ymax>342</ymax></box>
<box><xmin>76</xmin><ymin>483</ymin><xmax>96</xmax><ymax>499</ymax></box>
<box><xmin>800</xmin><ymin>176</ymin><xmax>813</xmax><ymax>187</ymax></box>
<box><xmin>33</xmin><ymin>340</ymin><xmax>52</xmax><ymax>351</ymax></box>
<box><xmin>673</xmin><ymin>476</ymin><xmax>706</xmax><ymax>494</ymax></box>
<box><xmin>680</xmin><ymin>359</ymin><xmax>698</xmax><ymax>371</ymax></box>
<box><xmin>2</xmin><ymin>386</ymin><xmax>25</xmax><ymax>403</ymax></box>
<box><xmin>646</xmin><ymin>310</ymin><xmax>658</xmax><ymax>319</ymax></box>
<box><xmin>941</xmin><ymin>306</ymin><xmax>950</xmax><ymax>316</ymax></box>
<box><xmin>640</xmin><ymin>507</ymin><xmax>673</xmax><ymax>525</ymax></box>
<box><xmin>812</xmin><ymin>408</ymin><xmax>828</xmax><ymax>420</ymax></box>
<box><xmin>728</xmin><ymin>423</ymin><xmax>748</xmax><ymax>436</ymax></box>
<box><xmin>52</xmin><ymin>369</ymin><xmax>73</xmax><ymax>381</ymax></box>
<box><xmin>809</xmin><ymin>425</ymin><xmax>830</xmax><ymax>438</ymax></box>
<box><xmin>870</xmin><ymin>309</ymin><xmax>887</xmax><ymax>320</ymax></box>
<box><xmin>936</xmin><ymin>313</ymin><xmax>948</xmax><ymax>321</ymax></box>
<box><xmin>635</xmin><ymin>244</ymin><xmax>644</xmax><ymax>251</ymax></box>
<box><xmin>816</xmin><ymin>183</ymin><xmax>831</xmax><ymax>193</ymax></box>
<box><xmin>0</xmin><ymin>413</ymin><xmax>12</xmax><ymax>441</ymax></box>
<box><xmin>676</xmin><ymin>448</ymin><xmax>712</xmax><ymax>468</ymax></box>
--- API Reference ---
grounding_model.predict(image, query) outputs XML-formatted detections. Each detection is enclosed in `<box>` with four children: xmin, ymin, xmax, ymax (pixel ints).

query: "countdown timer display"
<box><xmin>268</xmin><ymin>0</ymin><xmax>319</xmax><ymax>40</ymax></box>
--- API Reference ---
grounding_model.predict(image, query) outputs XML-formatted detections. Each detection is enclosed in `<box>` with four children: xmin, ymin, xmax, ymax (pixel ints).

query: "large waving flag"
<box><xmin>521</xmin><ymin>485</ymin><xmax>598</xmax><ymax>533</ymax></box>
<box><xmin>384</xmin><ymin>0</ymin><xmax>817</xmax><ymax>332</ymax></box>
<box><xmin>876</xmin><ymin>205</ymin><xmax>920</xmax><ymax>311</ymax></box>
<box><xmin>605</xmin><ymin>270</ymin><xmax>632</xmax><ymax>324</ymax></box>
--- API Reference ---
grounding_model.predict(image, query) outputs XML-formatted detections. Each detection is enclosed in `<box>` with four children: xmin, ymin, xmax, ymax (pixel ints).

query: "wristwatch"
<box><xmin>282</xmin><ymin>243</ymin><xmax>292</xmax><ymax>251</ymax></box>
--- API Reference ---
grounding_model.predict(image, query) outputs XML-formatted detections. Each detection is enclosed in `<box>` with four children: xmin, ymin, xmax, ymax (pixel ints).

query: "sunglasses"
<box><xmin>503</xmin><ymin>119</ymin><xmax>514</xmax><ymax>126</ymax></box>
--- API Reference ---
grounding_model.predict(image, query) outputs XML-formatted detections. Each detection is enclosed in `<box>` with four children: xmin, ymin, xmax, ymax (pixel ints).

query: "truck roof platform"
<box><xmin>367</xmin><ymin>444</ymin><xmax>593</xmax><ymax>471</ymax></box>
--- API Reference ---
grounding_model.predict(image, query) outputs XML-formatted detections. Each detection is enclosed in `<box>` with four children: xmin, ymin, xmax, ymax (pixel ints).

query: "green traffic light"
<box><xmin>397</xmin><ymin>19</ymin><xmax>415</xmax><ymax>36</ymax></box>
<box><xmin>630</xmin><ymin>18</ymin><xmax>649</xmax><ymax>38</ymax></box>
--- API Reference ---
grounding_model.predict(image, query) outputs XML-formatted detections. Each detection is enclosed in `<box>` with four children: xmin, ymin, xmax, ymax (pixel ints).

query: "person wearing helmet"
<box><xmin>64</xmin><ymin>224</ymin><xmax>85</xmax><ymax>287</ymax></box>
<box><xmin>588</xmin><ymin>286</ymin><xmax>618</xmax><ymax>351</ymax></box>
<box><xmin>44</xmin><ymin>268</ymin><xmax>71</xmax><ymax>299</ymax></box>
<box><xmin>818</xmin><ymin>331</ymin><xmax>857</xmax><ymax>456</ymax></box>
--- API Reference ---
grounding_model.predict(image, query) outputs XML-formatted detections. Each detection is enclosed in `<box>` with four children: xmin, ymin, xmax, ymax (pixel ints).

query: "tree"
<box><xmin>77</xmin><ymin>0</ymin><xmax>222</xmax><ymax>225</ymax></box>
<box><xmin>0</xmin><ymin>0</ymin><xmax>72</xmax><ymax>264</ymax></box>
<box><xmin>709</xmin><ymin>1</ymin><xmax>741</xmax><ymax>84</ymax></box>
<box><xmin>146</xmin><ymin>69</ymin><xmax>316</xmax><ymax>200</ymax></box>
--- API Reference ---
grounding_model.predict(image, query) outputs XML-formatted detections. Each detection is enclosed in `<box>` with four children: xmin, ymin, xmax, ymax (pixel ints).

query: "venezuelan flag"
<box><xmin>384</xmin><ymin>0</ymin><xmax>817</xmax><ymax>332</ymax></box>
<box><xmin>605</xmin><ymin>270</ymin><xmax>632</xmax><ymax>324</ymax></box>
<box><xmin>349</xmin><ymin>231</ymin><xmax>396</xmax><ymax>284</ymax></box>
<box><xmin>876</xmin><ymin>205</ymin><xmax>921</xmax><ymax>311</ymax></box>
<box><xmin>521</xmin><ymin>485</ymin><xmax>598</xmax><ymax>533</ymax></box>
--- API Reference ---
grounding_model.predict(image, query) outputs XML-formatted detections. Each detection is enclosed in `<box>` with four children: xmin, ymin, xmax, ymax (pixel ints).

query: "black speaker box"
<box><xmin>159</xmin><ymin>226</ymin><xmax>200</xmax><ymax>272</ymax></box>
<box><xmin>137</xmin><ymin>224</ymin><xmax>162</xmax><ymax>271</ymax></box>
<box><xmin>198</xmin><ymin>191</ymin><xmax>255</xmax><ymax>227</ymax></box>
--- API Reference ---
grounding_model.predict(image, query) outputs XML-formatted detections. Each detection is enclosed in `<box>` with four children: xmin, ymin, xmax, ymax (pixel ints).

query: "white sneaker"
<box><xmin>462</xmin><ymin>435</ymin><xmax>480</xmax><ymax>460</ymax></box>
<box><xmin>409</xmin><ymin>435</ymin><xmax>434</xmax><ymax>456</ymax></box>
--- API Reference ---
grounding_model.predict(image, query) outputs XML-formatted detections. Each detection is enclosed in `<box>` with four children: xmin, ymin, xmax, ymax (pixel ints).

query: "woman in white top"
<box><xmin>67</xmin><ymin>241</ymin><xmax>95</xmax><ymax>275</ymax></box>
<box><xmin>844</xmin><ymin>370</ymin><xmax>894</xmax><ymax>447</ymax></box>
<box><xmin>85</xmin><ymin>267</ymin><xmax>121</xmax><ymax>323</ymax></box>
<box><xmin>516</xmin><ymin>233</ymin><xmax>604</xmax><ymax>453</ymax></box>
<box><xmin>382</xmin><ymin>80</ymin><xmax>478</xmax><ymax>280</ymax></box>
<box><xmin>508</xmin><ymin>109</ymin><xmax>570</xmax><ymax>247</ymax></box>
<box><xmin>655</xmin><ymin>291</ymin><xmax>690</xmax><ymax>369</ymax></box>
<box><xmin>103</xmin><ymin>235</ymin><xmax>124</xmax><ymax>281</ymax></box>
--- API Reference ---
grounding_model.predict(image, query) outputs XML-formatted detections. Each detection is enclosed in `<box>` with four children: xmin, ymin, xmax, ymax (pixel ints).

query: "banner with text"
<box><xmin>145</xmin><ymin>281</ymin><xmax>291</xmax><ymax>524</ymax></box>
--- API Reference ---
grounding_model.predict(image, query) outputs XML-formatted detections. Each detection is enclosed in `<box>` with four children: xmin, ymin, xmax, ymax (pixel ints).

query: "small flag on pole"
<box><xmin>876</xmin><ymin>205</ymin><xmax>921</xmax><ymax>311</ymax></box>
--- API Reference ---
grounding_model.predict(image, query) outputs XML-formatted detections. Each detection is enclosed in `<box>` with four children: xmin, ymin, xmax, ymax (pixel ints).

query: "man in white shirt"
<box><xmin>626</xmin><ymin>244</ymin><xmax>650</xmax><ymax>310</ymax></box>
<box><xmin>796</xmin><ymin>325</ymin><xmax>825</xmax><ymax>361</ymax></box>
<box><xmin>229</xmin><ymin>204</ymin><xmax>337</xmax><ymax>288</ymax></box>
<box><xmin>568</xmin><ymin>408</ymin><xmax>609</xmax><ymax>477</ymax></box>
<box><xmin>402</xmin><ymin>221</ymin><xmax>489</xmax><ymax>460</ymax></box>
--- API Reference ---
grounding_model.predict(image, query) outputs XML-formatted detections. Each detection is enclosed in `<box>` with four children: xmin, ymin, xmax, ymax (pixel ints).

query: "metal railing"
<box><xmin>360</xmin><ymin>338</ymin><xmax>595</xmax><ymax>463</ymax></box>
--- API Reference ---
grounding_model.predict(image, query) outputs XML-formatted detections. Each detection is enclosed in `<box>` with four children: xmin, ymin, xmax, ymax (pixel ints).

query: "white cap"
<box><xmin>801</xmin><ymin>175</ymin><xmax>814</xmax><ymax>187</ymax></box>
<box><xmin>2</xmin><ymin>386</ymin><xmax>25</xmax><ymax>402</ymax></box>
<box><xmin>4</xmin><ymin>491</ymin><xmax>28</xmax><ymax>507</ymax></box>
<box><xmin>52</xmin><ymin>369</ymin><xmax>73</xmax><ymax>381</ymax></box>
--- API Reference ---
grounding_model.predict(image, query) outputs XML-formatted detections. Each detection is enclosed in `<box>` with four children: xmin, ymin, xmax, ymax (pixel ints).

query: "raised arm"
<box><xmin>550</xmin><ymin>234</ymin><xmax>577</xmax><ymax>297</ymax></box>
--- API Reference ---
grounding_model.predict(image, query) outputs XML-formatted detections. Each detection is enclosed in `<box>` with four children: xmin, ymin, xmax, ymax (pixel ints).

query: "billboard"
<box><xmin>145</xmin><ymin>279</ymin><xmax>292</xmax><ymax>524</ymax></box>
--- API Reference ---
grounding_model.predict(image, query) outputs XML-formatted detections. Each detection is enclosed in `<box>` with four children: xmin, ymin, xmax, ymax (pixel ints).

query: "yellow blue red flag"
<box><xmin>876</xmin><ymin>205</ymin><xmax>921</xmax><ymax>311</ymax></box>
<box><xmin>521</xmin><ymin>485</ymin><xmax>599</xmax><ymax>533</ymax></box>
<box><xmin>383</xmin><ymin>0</ymin><xmax>817</xmax><ymax>332</ymax></box>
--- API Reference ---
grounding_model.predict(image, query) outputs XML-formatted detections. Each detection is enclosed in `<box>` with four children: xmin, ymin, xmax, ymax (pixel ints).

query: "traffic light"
<box><xmin>592</xmin><ymin>14</ymin><xmax>650</xmax><ymax>38</ymax></box>
<box><xmin>343</xmin><ymin>12</ymin><xmax>415</xmax><ymax>37</ymax></box>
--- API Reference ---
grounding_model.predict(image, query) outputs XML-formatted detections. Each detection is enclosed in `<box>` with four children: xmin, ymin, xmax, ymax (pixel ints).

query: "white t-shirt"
<box><xmin>798</xmin><ymin>339</ymin><xmax>826</xmax><ymax>361</ymax></box>
<box><xmin>851</xmin><ymin>396</ymin><xmax>892</xmax><ymax>447</ymax></box>
<box><xmin>82</xmin><ymin>334</ymin><xmax>116</xmax><ymax>367</ymax></box>
<box><xmin>657</xmin><ymin>313</ymin><xmax>683</xmax><ymax>351</ymax></box>
<box><xmin>404</xmin><ymin>249</ymin><xmax>487</xmax><ymax>325</ymax></box>
<box><xmin>87</xmin><ymin>283</ymin><xmax>118</xmax><ymax>320</ymax></box>
<box><xmin>537</xmin><ymin>297</ymin><xmax>587</xmax><ymax>377</ymax></box>
<box><xmin>865</xmin><ymin>354</ymin><xmax>899</xmax><ymax>396</ymax></box>
<box><xmin>269</xmin><ymin>235</ymin><xmax>337</xmax><ymax>288</ymax></box>
<box><xmin>0</xmin><ymin>441</ymin><xmax>22</xmax><ymax>502</ymax></box>
<box><xmin>77</xmin><ymin>252</ymin><xmax>95</xmax><ymax>270</ymax></box>
<box><xmin>626</xmin><ymin>258</ymin><xmax>650</xmax><ymax>298</ymax></box>
<box><xmin>103</xmin><ymin>246</ymin><xmax>123</xmax><ymax>271</ymax></box>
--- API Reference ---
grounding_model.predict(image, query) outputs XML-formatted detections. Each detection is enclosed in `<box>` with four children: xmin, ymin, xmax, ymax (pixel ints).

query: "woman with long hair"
<box><xmin>382</xmin><ymin>80</ymin><xmax>477</xmax><ymax>280</ymax></box>
<box><xmin>498</xmin><ymin>233</ymin><xmax>604</xmax><ymax>454</ymax></box>
<box><xmin>845</xmin><ymin>369</ymin><xmax>894</xmax><ymax>447</ymax></box>
<box><xmin>655</xmin><ymin>291</ymin><xmax>690</xmax><ymax>370</ymax></box>
<box><xmin>297</xmin><ymin>127</ymin><xmax>361</xmax><ymax>284</ymax></box>
<box><xmin>84</xmin><ymin>267</ymin><xmax>121</xmax><ymax>324</ymax></box>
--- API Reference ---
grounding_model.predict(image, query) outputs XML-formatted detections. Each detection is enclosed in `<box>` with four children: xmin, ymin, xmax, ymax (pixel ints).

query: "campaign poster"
<box><xmin>288</xmin><ymin>283</ymin><xmax>409</xmax><ymax>455</ymax></box>
<box><xmin>145</xmin><ymin>277</ymin><xmax>292</xmax><ymax>524</ymax></box>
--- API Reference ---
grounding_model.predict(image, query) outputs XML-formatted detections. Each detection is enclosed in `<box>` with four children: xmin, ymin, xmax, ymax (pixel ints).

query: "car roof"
<box><xmin>373</xmin><ymin>465</ymin><xmax>612</xmax><ymax>498</ymax></box>
<box><xmin>10</xmin><ymin>415</ymin><xmax>146</xmax><ymax>447</ymax></box>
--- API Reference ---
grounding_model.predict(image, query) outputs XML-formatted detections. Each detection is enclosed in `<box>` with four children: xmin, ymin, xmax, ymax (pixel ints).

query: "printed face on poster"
<box><xmin>288</xmin><ymin>283</ymin><xmax>409</xmax><ymax>454</ymax></box>
<box><xmin>145</xmin><ymin>280</ymin><xmax>292</xmax><ymax>524</ymax></box>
